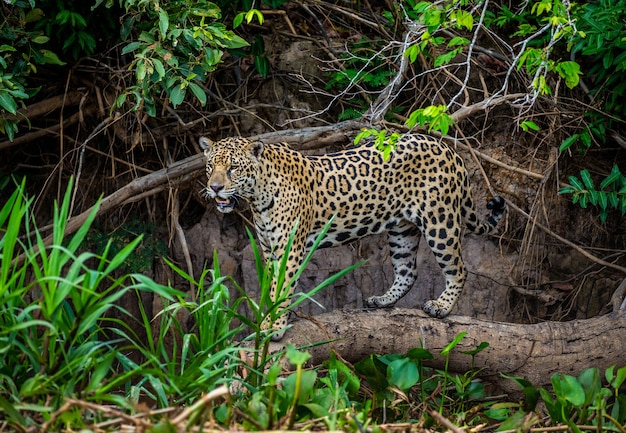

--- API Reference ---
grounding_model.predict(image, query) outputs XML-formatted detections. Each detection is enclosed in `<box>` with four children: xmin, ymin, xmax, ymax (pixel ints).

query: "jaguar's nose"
<box><xmin>210</xmin><ymin>184</ymin><xmax>224</xmax><ymax>193</ymax></box>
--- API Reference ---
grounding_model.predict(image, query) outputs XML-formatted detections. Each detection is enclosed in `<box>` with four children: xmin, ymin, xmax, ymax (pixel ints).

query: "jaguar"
<box><xmin>200</xmin><ymin>134</ymin><xmax>506</xmax><ymax>340</ymax></box>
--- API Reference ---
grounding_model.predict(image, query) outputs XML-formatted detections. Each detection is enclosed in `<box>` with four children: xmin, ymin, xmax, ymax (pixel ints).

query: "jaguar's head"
<box><xmin>199</xmin><ymin>136</ymin><xmax>264</xmax><ymax>213</ymax></box>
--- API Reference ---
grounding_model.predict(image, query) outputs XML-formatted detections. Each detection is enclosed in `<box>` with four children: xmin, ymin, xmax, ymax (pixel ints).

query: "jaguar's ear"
<box><xmin>199</xmin><ymin>136</ymin><xmax>212</xmax><ymax>151</ymax></box>
<box><xmin>248</xmin><ymin>140</ymin><xmax>265</xmax><ymax>160</ymax></box>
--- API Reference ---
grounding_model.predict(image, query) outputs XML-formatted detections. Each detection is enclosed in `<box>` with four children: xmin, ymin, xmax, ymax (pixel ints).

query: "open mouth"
<box><xmin>215</xmin><ymin>196</ymin><xmax>235</xmax><ymax>211</ymax></box>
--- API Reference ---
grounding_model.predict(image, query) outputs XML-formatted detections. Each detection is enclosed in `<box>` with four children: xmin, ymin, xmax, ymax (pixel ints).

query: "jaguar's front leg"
<box><xmin>259</xmin><ymin>243</ymin><xmax>307</xmax><ymax>341</ymax></box>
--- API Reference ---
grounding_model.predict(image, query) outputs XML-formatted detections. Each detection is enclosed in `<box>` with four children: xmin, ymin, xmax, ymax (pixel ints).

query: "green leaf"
<box><xmin>31</xmin><ymin>35</ymin><xmax>50</xmax><ymax>44</ymax></box>
<box><xmin>286</xmin><ymin>344</ymin><xmax>311</xmax><ymax>366</ymax></box>
<box><xmin>152</xmin><ymin>58</ymin><xmax>166</xmax><ymax>78</ymax></box>
<box><xmin>568</xmin><ymin>175</ymin><xmax>584</xmax><ymax>191</ymax></box>
<box><xmin>245</xmin><ymin>9</ymin><xmax>264</xmax><ymax>25</ymax></box>
<box><xmin>0</xmin><ymin>92</ymin><xmax>17</xmax><ymax>115</ymax></box>
<box><xmin>355</xmin><ymin>355</ymin><xmax>389</xmax><ymax>392</ymax></box>
<box><xmin>233</xmin><ymin>13</ymin><xmax>244</xmax><ymax>29</ymax></box>
<box><xmin>303</xmin><ymin>402</ymin><xmax>330</xmax><ymax>418</ymax></box>
<box><xmin>608</xmin><ymin>191</ymin><xmax>619</xmax><ymax>208</ymax></box>
<box><xmin>158</xmin><ymin>9</ymin><xmax>169</xmax><ymax>40</ymax></box>
<box><xmin>283</xmin><ymin>369</ymin><xmax>317</xmax><ymax>404</ymax></box>
<box><xmin>441</xmin><ymin>331</ymin><xmax>467</xmax><ymax>356</ymax></box>
<box><xmin>540</xmin><ymin>387</ymin><xmax>561</xmax><ymax>421</ymax></box>
<box><xmin>588</xmin><ymin>189</ymin><xmax>598</xmax><ymax>206</ymax></box>
<box><xmin>600</xmin><ymin>165</ymin><xmax>623</xmax><ymax>189</ymax></box>
<box><xmin>597</xmin><ymin>191</ymin><xmax>608</xmax><ymax>210</ymax></box>
<box><xmin>136</xmin><ymin>60</ymin><xmax>147</xmax><ymax>82</ymax></box>
<box><xmin>520</xmin><ymin>120</ymin><xmax>540</xmax><ymax>131</ymax></box>
<box><xmin>555</xmin><ymin>61</ymin><xmax>582</xmax><ymax>89</ymax></box>
<box><xmin>580</xmin><ymin>170</ymin><xmax>594</xmax><ymax>190</ymax></box>
<box><xmin>169</xmin><ymin>83</ymin><xmax>186</xmax><ymax>107</ymax></box>
<box><xmin>25</xmin><ymin>8</ymin><xmax>45</xmax><ymax>23</ymax></box>
<box><xmin>501</xmin><ymin>373</ymin><xmax>538</xmax><ymax>411</ymax></box>
<box><xmin>580</xmin><ymin>131</ymin><xmax>591</xmax><ymax>148</ymax></box>
<box><xmin>121</xmin><ymin>42</ymin><xmax>142</xmax><ymax>55</ymax></box>
<box><xmin>577</xmin><ymin>368</ymin><xmax>601</xmax><ymax>406</ymax></box>
<box><xmin>496</xmin><ymin>410</ymin><xmax>526</xmax><ymax>431</ymax></box>
<box><xmin>448</xmin><ymin>36</ymin><xmax>469</xmax><ymax>47</ymax></box>
<box><xmin>406</xmin><ymin>347</ymin><xmax>434</xmax><ymax>361</ymax></box>
<box><xmin>387</xmin><ymin>358</ymin><xmax>419</xmax><ymax>390</ymax></box>
<box><xmin>434</xmin><ymin>50</ymin><xmax>459</xmax><ymax>67</ymax></box>
<box><xmin>187</xmin><ymin>82</ymin><xmax>207</xmax><ymax>106</ymax></box>
<box><xmin>219</xmin><ymin>35</ymin><xmax>250</xmax><ymax>49</ymax></box>
<box><xmin>558</xmin><ymin>374</ymin><xmax>585</xmax><ymax>406</ymax></box>
<box><xmin>453</xmin><ymin>10</ymin><xmax>474</xmax><ymax>30</ymax></box>
<box><xmin>0</xmin><ymin>395</ymin><xmax>27</xmax><ymax>426</ymax></box>
<box><xmin>254</xmin><ymin>56</ymin><xmax>270</xmax><ymax>78</ymax></box>
<box><xmin>354</xmin><ymin>129</ymin><xmax>376</xmax><ymax>145</ymax></box>
<box><xmin>611</xmin><ymin>365</ymin><xmax>626</xmax><ymax>390</ymax></box>
<box><xmin>559</xmin><ymin>134</ymin><xmax>579</xmax><ymax>151</ymax></box>
<box><xmin>39</xmin><ymin>50</ymin><xmax>66</xmax><ymax>66</ymax></box>
<box><xmin>405</xmin><ymin>44</ymin><xmax>419</xmax><ymax>63</ymax></box>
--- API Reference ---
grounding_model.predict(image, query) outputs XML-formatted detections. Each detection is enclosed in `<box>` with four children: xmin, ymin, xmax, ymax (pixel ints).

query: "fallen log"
<box><xmin>278</xmin><ymin>308</ymin><xmax>626</xmax><ymax>394</ymax></box>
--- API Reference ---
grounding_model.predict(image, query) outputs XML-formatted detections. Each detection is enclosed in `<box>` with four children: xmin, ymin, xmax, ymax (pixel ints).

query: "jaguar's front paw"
<box><xmin>364</xmin><ymin>295</ymin><xmax>395</xmax><ymax>308</ymax></box>
<box><xmin>261</xmin><ymin>316</ymin><xmax>288</xmax><ymax>341</ymax></box>
<box><xmin>423</xmin><ymin>299</ymin><xmax>452</xmax><ymax>318</ymax></box>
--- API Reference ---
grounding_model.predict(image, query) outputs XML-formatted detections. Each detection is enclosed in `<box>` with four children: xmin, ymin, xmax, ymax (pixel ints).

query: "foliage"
<box><xmin>325</xmin><ymin>37</ymin><xmax>397</xmax><ymax>120</ymax></box>
<box><xmin>225</xmin><ymin>345</ymin><xmax>365</xmax><ymax>431</ymax></box>
<box><xmin>0</xmin><ymin>1</ymin><xmax>65</xmax><ymax>140</ymax></box>
<box><xmin>557</xmin><ymin>0</ymin><xmax>626</xmax><ymax>154</ymax></box>
<box><xmin>119</xmin><ymin>253</ymin><xmax>246</xmax><ymax>407</ymax></box>
<box><xmin>394</xmin><ymin>0</ymin><xmax>623</xmax><ymax>225</ymax></box>
<box><xmin>570</xmin><ymin>0</ymin><xmax>626</xmax><ymax>118</ymax></box>
<box><xmin>558</xmin><ymin>165</ymin><xmax>626</xmax><ymax>223</ymax></box>
<box><xmin>496</xmin><ymin>366</ymin><xmax>626</xmax><ymax>432</ymax></box>
<box><xmin>403</xmin><ymin>0</ymin><xmax>472</xmax><ymax>67</ymax></box>
<box><xmin>0</xmin><ymin>180</ymin><xmax>366</xmax><ymax>429</ymax></box>
<box><xmin>354</xmin><ymin>128</ymin><xmax>401</xmax><ymax>161</ymax></box>
<box><xmin>215</xmin><ymin>0</ymin><xmax>289</xmax><ymax>16</ymax></box>
<box><xmin>0</xmin><ymin>0</ymin><xmax>265</xmax><ymax>138</ymax></box>
<box><xmin>405</xmin><ymin>104</ymin><xmax>454</xmax><ymax>136</ymax></box>
<box><xmin>354</xmin><ymin>332</ymin><xmax>490</xmax><ymax>426</ymax></box>
<box><xmin>85</xmin><ymin>218</ymin><xmax>168</xmax><ymax>274</ymax></box>
<box><xmin>116</xmin><ymin>0</ymin><xmax>249</xmax><ymax>115</ymax></box>
<box><xmin>33</xmin><ymin>0</ymin><xmax>119</xmax><ymax>60</ymax></box>
<box><xmin>0</xmin><ymin>177</ymin><xmax>181</xmax><ymax>424</ymax></box>
<box><xmin>250</xmin><ymin>216</ymin><xmax>363</xmax><ymax>342</ymax></box>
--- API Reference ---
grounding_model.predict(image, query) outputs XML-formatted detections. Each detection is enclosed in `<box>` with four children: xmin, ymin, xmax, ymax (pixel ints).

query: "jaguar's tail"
<box><xmin>463</xmin><ymin>195</ymin><xmax>506</xmax><ymax>235</ymax></box>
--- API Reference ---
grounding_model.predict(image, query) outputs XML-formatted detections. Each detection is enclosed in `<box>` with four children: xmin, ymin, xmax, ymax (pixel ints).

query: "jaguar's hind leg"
<box><xmin>364</xmin><ymin>222</ymin><xmax>420</xmax><ymax>308</ymax></box>
<box><xmin>422</xmin><ymin>223</ymin><xmax>467</xmax><ymax>318</ymax></box>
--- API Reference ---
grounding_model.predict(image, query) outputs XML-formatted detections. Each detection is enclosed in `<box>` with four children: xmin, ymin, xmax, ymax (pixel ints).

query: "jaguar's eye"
<box><xmin>227</xmin><ymin>166</ymin><xmax>238</xmax><ymax>177</ymax></box>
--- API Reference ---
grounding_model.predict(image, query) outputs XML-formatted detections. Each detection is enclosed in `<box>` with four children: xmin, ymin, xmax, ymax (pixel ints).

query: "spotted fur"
<box><xmin>200</xmin><ymin>134</ymin><xmax>506</xmax><ymax>340</ymax></box>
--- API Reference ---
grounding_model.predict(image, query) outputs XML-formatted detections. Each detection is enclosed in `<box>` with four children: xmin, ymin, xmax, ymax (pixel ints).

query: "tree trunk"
<box><xmin>278</xmin><ymin>308</ymin><xmax>626</xmax><ymax>394</ymax></box>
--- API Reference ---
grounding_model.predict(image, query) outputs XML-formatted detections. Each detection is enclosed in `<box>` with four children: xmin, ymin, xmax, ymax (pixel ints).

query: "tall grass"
<box><xmin>0</xmin><ymin>178</ymin><xmax>363</xmax><ymax>430</ymax></box>
<box><xmin>0</xmin><ymin>178</ymin><xmax>183</xmax><ymax>425</ymax></box>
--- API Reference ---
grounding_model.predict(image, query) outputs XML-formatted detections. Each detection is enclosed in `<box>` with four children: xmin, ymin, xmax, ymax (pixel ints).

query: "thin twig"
<box><xmin>429</xmin><ymin>409</ymin><xmax>464</xmax><ymax>433</ymax></box>
<box><xmin>171</xmin><ymin>185</ymin><xmax>195</xmax><ymax>295</ymax></box>
<box><xmin>507</xmin><ymin>199</ymin><xmax>626</xmax><ymax>274</ymax></box>
<box><xmin>170</xmin><ymin>385</ymin><xmax>229</xmax><ymax>425</ymax></box>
